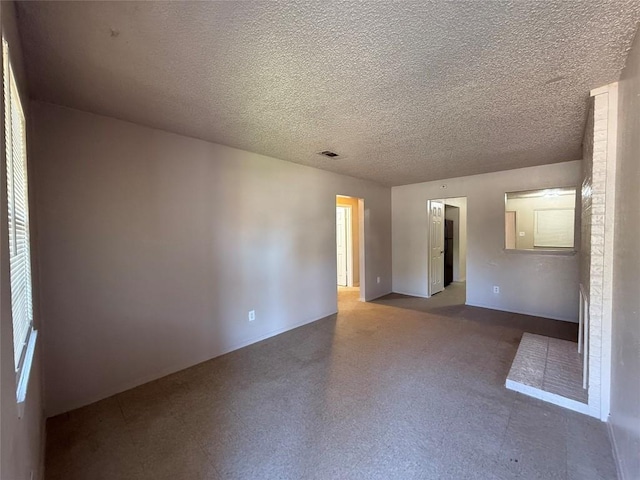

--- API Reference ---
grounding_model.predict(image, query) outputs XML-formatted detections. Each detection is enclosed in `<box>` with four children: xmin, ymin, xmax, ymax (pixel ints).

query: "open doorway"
<box><xmin>427</xmin><ymin>197</ymin><xmax>467</xmax><ymax>305</ymax></box>
<box><xmin>336</xmin><ymin>195</ymin><xmax>365</xmax><ymax>308</ymax></box>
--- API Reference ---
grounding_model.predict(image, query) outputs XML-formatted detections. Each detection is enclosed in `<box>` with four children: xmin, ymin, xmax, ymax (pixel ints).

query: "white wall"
<box><xmin>610</xmin><ymin>28</ymin><xmax>640</xmax><ymax>480</ymax></box>
<box><xmin>29</xmin><ymin>102</ymin><xmax>392</xmax><ymax>416</ymax></box>
<box><xmin>1</xmin><ymin>2</ymin><xmax>45</xmax><ymax>480</ymax></box>
<box><xmin>392</xmin><ymin>161</ymin><xmax>581</xmax><ymax>321</ymax></box>
<box><xmin>444</xmin><ymin>197</ymin><xmax>467</xmax><ymax>281</ymax></box>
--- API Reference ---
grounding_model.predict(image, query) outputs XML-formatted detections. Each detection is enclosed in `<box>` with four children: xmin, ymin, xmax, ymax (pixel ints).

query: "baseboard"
<box><xmin>46</xmin><ymin>310</ymin><xmax>337</xmax><ymax>417</ymax></box>
<box><xmin>465</xmin><ymin>302</ymin><xmax>578</xmax><ymax>323</ymax></box>
<box><xmin>506</xmin><ymin>379</ymin><xmax>591</xmax><ymax>416</ymax></box>
<box><xmin>391</xmin><ymin>290</ymin><xmax>429</xmax><ymax>299</ymax></box>
<box><xmin>607</xmin><ymin>420</ymin><xmax>626</xmax><ymax>480</ymax></box>
<box><xmin>364</xmin><ymin>289</ymin><xmax>393</xmax><ymax>302</ymax></box>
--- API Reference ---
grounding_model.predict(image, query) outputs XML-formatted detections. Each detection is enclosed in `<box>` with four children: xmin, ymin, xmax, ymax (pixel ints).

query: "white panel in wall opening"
<box><xmin>336</xmin><ymin>205</ymin><xmax>352</xmax><ymax>286</ymax></box>
<box><xmin>428</xmin><ymin>200</ymin><xmax>445</xmax><ymax>296</ymax></box>
<box><xmin>534</xmin><ymin>209</ymin><xmax>575</xmax><ymax>248</ymax></box>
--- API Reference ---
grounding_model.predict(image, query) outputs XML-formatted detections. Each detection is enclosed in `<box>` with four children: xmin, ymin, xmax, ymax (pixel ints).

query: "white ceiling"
<box><xmin>16</xmin><ymin>1</ymin><xmax>640</xmax><ymax>186</ymax></box>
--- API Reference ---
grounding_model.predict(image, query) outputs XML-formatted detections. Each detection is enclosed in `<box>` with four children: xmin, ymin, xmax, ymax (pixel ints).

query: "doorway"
<box><xmin>428</xmin><ymin>197</ymin><xmax>467</xmax><ymax>304</ymax></box>
<box><xmin>336</xmin><ymin>195</ymin><xmax>364</xmax><ymax>307</ymax></box>
<box><xmin>336</xmin><ymin>205</ymin><xmax>351</xmax><ymax>287</ymax></box>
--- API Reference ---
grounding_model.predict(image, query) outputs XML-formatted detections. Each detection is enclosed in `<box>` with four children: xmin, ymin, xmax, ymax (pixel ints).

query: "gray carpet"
<box><xmin>45</xmin><ymin>288</ymin><xmax>615</xmax><ymax>480</ymax></box>
<box><xmin>374</xmin><ymin>282</ymin><xmax>579</xmax><ymax>342</ymax></box>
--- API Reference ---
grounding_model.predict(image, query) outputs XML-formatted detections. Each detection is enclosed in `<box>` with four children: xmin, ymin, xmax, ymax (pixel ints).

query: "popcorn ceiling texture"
<box><xmin>16</xmin><ymin>1</ymin><xmax>640</xmax><ymax>186</ymax></box>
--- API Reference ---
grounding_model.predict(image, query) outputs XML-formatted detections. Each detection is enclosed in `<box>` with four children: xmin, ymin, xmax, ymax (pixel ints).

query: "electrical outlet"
<box><xmin>248</xmin><ymin>310</ymin><xmax>255</xmax><ymax>322</ymax></box>
<box><xmin>377</xmin><ymin>276</ymin><xmax>381</xmax><ymax>284</ymax></box>
<box><xmin>493</xmin><ymin>286</ymin><xmax>500</xmax><ymax>294</ymax></box>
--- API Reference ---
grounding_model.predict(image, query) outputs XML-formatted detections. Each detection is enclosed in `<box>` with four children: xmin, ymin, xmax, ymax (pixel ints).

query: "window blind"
<box><xmin>533</xmin><ymin>209</ymin><xmax>575</xmax><ymax>248</ymax></box>
<box><xmin>4</xmin><ymin>42</ymin><xmax>34</xmax><ymax>369</ymax></box>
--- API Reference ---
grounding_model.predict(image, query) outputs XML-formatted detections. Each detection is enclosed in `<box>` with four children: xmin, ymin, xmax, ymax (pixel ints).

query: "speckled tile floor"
<box><xmin>45</xmin><ymin>287</ymin><xmax>616</xmax><ymax>480</ymax></box>
<box><xmin>507</xmin><ymin>333</ymin><xmax>588</xmax><ymax>404</ymax></box>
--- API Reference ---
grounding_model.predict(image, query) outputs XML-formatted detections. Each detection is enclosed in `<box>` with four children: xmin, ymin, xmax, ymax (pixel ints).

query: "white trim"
<box><xmin>392</xmin><ymin>290</ymin><xmax>429</xmax><ymax>299</ymax></box>
<box><xmin>583</xmin><ymin>294</ymin><xmax>590</xmax><ymax>390</ymax></box>
<box><xmin>465</xmin><ymin>302</ymin><xmax>578</xmax><ymax>323</ymax></box>
<box><xmin>337</xmin><ymin>195</ymin><xmax>366</xmax><ymax>302</ymax></box>
<box><xmin>358</xmin><ymin>198</ymin><xmax>366</xmax><ymax>302</ymax></box>
<box><xmin>503</xmin><ymin>248</ymin><xmax>577</xmax><ymax>256</ymax></box>
<box><xmin>506</xmin><ymin>378</ymin><xmax>592</xmax><ymax>416</ymax></box>
<box><xmin>578</xmin><ymin>284</ymin><xmax>590</xmax><ymax>390</ymax></box>
<box><xmin>607</xmin><ymin>421</ymin><xmax>626</xmax><ymax>480</ymax></box>
<box><xmin>363</xmin><ymin>290</ymin><xmax>393</xmax><ymax>302</ymax></box>
<box><xmin>578</xmin><ymin>288</ymin><xmax>583</xmax><ymax>354</ymax></box>
<box><xmin>600</xmin><ymin>81</ymin><xmax>618</xmax><ymax>422</ymax></box>
<box><xmin>579</xmin><ymin>283</ymin><xmax>589</xmax><ymax>308</ymax></box>
<box><xmin>590</xmin><ymin>85</ymin><xmax>610</xmax><ymax>97</ymax></box>
<box><xmin>335</xmin><ymin>205</ymin><xmax>351</xmax><ymax>287</ymax></box>
<box><xmin>344</xmin><ymin>205</ymin><xmax>353</xmax><ymax>287</ymax></box>
<box><xmin>16</xmin><ymin>330</ymin><xmax>37</xmax><ymax>418</ymax></box>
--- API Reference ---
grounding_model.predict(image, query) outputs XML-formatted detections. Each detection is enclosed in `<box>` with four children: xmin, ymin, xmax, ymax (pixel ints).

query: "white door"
<box><xmin>336</xmin><ymin>206</ymin><xmax>348</xmax><ymax>286</ymax></box>
<box><xmin>429</xmin><ymin>200</ymin><xmax>445</xmax><ymax>296</ymax></box>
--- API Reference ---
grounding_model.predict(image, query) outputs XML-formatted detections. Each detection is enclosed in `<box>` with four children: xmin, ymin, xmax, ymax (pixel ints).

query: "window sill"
<box><xmin>16</xmin><ymin>329</ymin><xmax>37</xmax><ymax>418</ymax></box>
<box><xmin>504</xmin><ymin>248</ymin><xmax>577</xmax><ymax>256</ymax></box>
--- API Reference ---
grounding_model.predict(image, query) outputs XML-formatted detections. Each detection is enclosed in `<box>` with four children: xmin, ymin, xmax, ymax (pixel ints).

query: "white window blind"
<box><xmin>4</xmin><ymin>40</ymin><xmax>34</xmax><ymax>370</ymax></box>
<box><xmin>534</xmin><ymin>209</ymin><xmax>575</xmax><ymax>248</ymax></box>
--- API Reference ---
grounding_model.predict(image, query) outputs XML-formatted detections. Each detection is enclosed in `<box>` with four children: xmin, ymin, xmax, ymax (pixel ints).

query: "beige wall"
<box><xmin>610</xmin><ymin>28</ymin><xmax>640</xmax><ymax>480</ymax></box>
<box><xmin>0</xmin><ymin>2</ymin><xmax>45</xmax><ymax>480</ymax></box>
<box><xmin>30</xmin><ymin>102</ymin><xmax>392</xmax><ymax>416</ymax></box>
<box><xmin>392</xmin><ymin>161</ymin><xmax>581</xmax><ymax>321</ymax></box>
<box><xmin>505</xmin><ymin>193</ymin><xmax>577</xmax><ymax>250</ymax></box>
<box><xmin>336</xmin><ymin>196</ymin><xmax>360</xmax><ymax>286</ymax></box>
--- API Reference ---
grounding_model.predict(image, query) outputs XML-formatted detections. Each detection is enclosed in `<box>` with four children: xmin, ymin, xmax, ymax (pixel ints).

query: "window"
<box><xmin>504</xmin><ymin>187</ymin><xmax>577</xmax><ymax>251</ymax></box>
<box><xmin>4</xmin><ymin>38</ymin><xmax>37</xmax><ymax>403</ymax></box>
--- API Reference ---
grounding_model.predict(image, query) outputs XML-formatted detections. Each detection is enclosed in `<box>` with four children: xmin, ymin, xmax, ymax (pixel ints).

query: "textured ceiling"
<box><xmin>16</xmin><ymin>1</ymin><xmax>640</xmax><ymax>186</ymax></box>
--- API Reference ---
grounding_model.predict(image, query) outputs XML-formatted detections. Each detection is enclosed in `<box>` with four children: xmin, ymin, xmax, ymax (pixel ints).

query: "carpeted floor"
<box><xmin>375</xmin><ymin>282</ymin><xmax>579</xmax><ymax>342</ymax></box>
<box><xmin>45</xmin><ymin>287</ymin><xmax>614</xmax><ymax>480</ymax></box>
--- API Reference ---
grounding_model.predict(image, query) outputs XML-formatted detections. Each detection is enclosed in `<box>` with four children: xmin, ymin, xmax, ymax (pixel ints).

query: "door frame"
<box><xmin>336</xmin><ymin>204</ymin><xmax>353</xmax><ymax>287</ymax></box>
<box><xmin>336</xmin><ymin>195</ymin><xmax>366</xmax><ymax>303</ymax></box>
<box><xmin>427</xmin><ymin>196</ymin><xmax>468</xmax><ymax>298</ymax></box>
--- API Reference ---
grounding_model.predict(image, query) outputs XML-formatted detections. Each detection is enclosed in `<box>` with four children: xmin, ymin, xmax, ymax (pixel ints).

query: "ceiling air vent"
<box><xmin>319</xmin><ymin>150</ymin><xmax>339</xmax><ymax>158</ymax></box>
